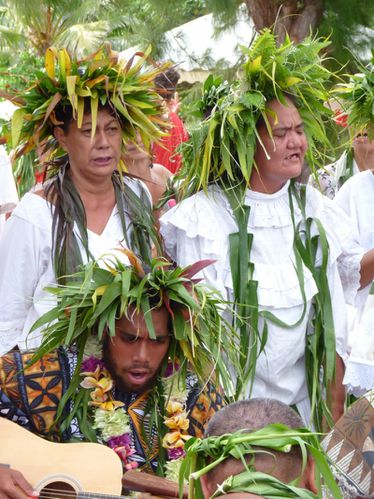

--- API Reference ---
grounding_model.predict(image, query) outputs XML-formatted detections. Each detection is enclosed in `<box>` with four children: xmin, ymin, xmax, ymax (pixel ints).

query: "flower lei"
<box><xmin>80</xmin><ymin>354</ymin><xmax>138</xmax><ymax>471</ymax></box>
<box><xmin>79</xmin><ymin>338</ymin><xmax>190</xmax><ymax>478</ymax></box>
<box><xmin>162</xmin><ymin>367</ymin><xmax>192</xmax><ymax>481</ymax></box>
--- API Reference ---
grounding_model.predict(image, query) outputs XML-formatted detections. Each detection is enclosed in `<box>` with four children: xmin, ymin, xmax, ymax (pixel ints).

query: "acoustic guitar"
<box><xmin>0</xmin><ymin>416</ymin><xmax>127</xmax><ymax>498</ymax></box>
<box><xmin>0</xmin><ymin>418</ymin><xmax>186</xmax><ymax>499</ymax></box>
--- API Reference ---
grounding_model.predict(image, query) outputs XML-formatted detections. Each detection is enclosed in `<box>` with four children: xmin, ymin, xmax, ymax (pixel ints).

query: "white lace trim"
<box><xmin>344</xmin><ymin>359</ymin><xmax>374</xmax><ymax>397</ymax></box>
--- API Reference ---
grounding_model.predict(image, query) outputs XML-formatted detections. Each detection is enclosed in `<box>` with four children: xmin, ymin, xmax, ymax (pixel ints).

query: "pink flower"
<box><xmin>165</xmin><ymin>360</ymin><xmax>180</xmax><ymax>377</ymax></box>
<box><xmin>114</xmin><ymin>444</ymin><xmax>138</xmax><ymax>471</ymax></box>
<box><xmin>168</xmin><ymin>447</ymin><xmax>185</xmax><ymax>460</ymax></box>
<box><xmin>81</xmin><ymin>356</ymin><xmax>105</xmax><ymax>373</ymax></box>
<box><xmin>107</xmin><ymin>433</ymin><xmax>131</xmax><ymax>448</ymax></box>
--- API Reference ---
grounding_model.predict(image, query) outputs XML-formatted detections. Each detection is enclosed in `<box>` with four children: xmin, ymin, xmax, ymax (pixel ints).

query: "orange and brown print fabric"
<box><xmin>323</xmin><ymin>391</ymin><xmax>374</xmax><ymax>497</ymax></box>
<box><xmin>0</xmin><ymin>349</ymin><xmax>70</xmax><ymax>440</ymax></box>
<box><xmin>0</xmin><ymin>349</ymin><xmax>224</xmax><ymax>472</ymax></box>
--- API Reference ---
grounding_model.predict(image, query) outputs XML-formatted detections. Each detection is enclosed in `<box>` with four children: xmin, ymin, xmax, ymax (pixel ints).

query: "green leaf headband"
<box><xmin>6</xmin><ymin>44</ymin><xmax>168</xmax><ymax>168</ymax></box>
<box><xmin>177</xmin><ymin>29</ymin><xmax>335</xmax><ymax>195</ymax></box>
<box><xmin>179</xmin><ymin>423</ymin><xmax>342</xmax><ymax>498</ymax></box>
<box><xmin>31</xmin><ymin>250</ymin><xmax>236</xmax><ymax>394</ymax></box>
<box><xmin>334</xmin><ymin>53</ymin><xmax>374</xmax><ymax>137</ymax></box>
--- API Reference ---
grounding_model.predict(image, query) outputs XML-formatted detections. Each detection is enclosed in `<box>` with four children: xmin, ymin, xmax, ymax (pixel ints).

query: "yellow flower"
<box><xmin>90</xmin><ymin>399</ymin><xmax>124</xmax><ymax>411</ymax></box>
<box><xmin>166</xmin><ymin>400</ymin><xmax>184</xmax><ymax>415</ymax></box>
<box><xmin>164</xmin><ymin>412</ymin><xmax>190</xmax><ymax>431</ymax></box>
<box><xmin>81</xmin><ymin>374</ymin><xmax>113</xmax><ymax>405</ymax></box>
<box><xmin>162</xmin><ymin>431</ymin><xmax>192</xmax><ymax>449</ymax></box>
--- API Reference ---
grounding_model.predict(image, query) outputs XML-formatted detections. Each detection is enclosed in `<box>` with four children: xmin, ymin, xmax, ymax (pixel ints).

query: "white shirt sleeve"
<box><xmin>0</xmin><ymin>206</ymin><xmax>52</xmax><ymax>355</ymax></box>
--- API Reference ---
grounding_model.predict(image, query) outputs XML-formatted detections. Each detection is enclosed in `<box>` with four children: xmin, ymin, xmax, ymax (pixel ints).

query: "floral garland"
<box><xmin>162</xmin><ymin>368</ymin><xmax>192</xmax><ymax>481</ymax></box>
<box><xmin>80</xmin><ymin>355</ymin><xmax>138</xmax><ymax>471</ymax></box>
<box><xmin>79</xmin><ymin>339</ymin><xmax>190</xmax><ymax>478</ymax></box>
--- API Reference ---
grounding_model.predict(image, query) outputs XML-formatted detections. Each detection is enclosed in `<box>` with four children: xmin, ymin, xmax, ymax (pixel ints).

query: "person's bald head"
<box><xmin>201</xmin><ymin>399</ymin><xmax>316</xmax><ymax>498</ymax></box>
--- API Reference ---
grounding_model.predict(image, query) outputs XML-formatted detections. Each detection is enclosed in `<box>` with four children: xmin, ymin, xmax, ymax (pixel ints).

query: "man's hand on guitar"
<box><xmin>0</xmin><ymin>466</ymin><xmax>37</xmax><ymax>499</ymax></box>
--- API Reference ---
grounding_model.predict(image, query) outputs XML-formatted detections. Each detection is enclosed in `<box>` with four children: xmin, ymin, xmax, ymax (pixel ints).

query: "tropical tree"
<box><xmin>0</xmin><ymin>0</ymin><xmax>133</xmax><ymax>58</ymax></box>
<box><xmin>206</xmin><ymin>0</ymin><xmax>374</xmax><ymax>70</ymax></box>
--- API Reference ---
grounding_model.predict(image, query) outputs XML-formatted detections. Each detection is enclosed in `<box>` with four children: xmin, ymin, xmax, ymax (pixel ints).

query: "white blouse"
<box><xmin>334</xmin><ymin>170</ymin><xmax>374</xmax><ymax>395</ymax></box>
<box><xmin>0</xmin><ymin>179</ymin><xmax>150</xmax><ymax>355</ymax></box>
<box><xmin>161</xmin><ymin>182</ymin><xmax>363</xmax><ymax>419</ymax></box>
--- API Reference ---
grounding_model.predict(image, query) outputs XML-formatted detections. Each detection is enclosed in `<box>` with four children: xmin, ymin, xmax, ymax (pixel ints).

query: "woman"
<box><xmin>0</xmin><ymin>46</ymin><xmax>165</xmax><ymax>355</ymax></box>
<box><xmin>123</xmin><ymin>133</ymin><xmax>172</xmax><ymax>218</ymax></box>
<box><xmin>334</xmin><ymin>169</ymin><xmax>374</xmax><ymax>397</ymax></box>
<box><xmin>160</xmin><ymin>31</ymin><xmax>373</xmax><ymax>430</ymax></box>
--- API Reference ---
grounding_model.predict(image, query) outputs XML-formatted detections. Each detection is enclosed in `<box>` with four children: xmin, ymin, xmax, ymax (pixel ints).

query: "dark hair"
<box><xmin>54</xmin><ymin>99</ymin><xmax>120</xmax><ymax>133</ymax></box>
<box><xmin>154</xmin><ymin>67</ymin><xmax>180</xmax><ymax>101</ymax></box>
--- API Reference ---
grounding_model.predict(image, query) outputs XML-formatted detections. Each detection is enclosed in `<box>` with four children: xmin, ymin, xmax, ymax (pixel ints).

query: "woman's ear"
<box><xmin>54</xmin><ymin>127</ymin><xmax>67</xmax><ymax>151</ymax></box>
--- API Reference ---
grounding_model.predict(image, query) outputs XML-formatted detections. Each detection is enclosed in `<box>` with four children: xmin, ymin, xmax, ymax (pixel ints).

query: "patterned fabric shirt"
<box><xmin>0</xmin><ymin>348</ymin><xmax>223</xmax><ymax>472</ymax></box>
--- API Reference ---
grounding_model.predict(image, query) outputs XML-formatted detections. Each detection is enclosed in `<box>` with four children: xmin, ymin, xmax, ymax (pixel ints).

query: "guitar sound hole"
<box><xmin>39</xmin><ymin>481</ymin><xmax>77</xmax><ymax>499</ymax></box>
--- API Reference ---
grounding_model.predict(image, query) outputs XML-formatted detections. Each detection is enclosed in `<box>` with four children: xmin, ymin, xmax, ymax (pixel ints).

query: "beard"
<box><xmin>102</xmin><ymin>340</ymin><xmax>163</xmax><ymax>394</ymax></box>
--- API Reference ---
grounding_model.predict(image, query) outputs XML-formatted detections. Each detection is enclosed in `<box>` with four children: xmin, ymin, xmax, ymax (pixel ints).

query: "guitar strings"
<box><xmin>36</xmin><ymin>489</ymin><xmax>130</xmax><ymax>498</ymax></box>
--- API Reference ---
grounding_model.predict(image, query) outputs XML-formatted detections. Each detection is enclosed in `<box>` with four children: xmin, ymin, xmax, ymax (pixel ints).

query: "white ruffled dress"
<box><xmin>161</xmin><ymin>181</ymin><xmax>363</xmax><ymax>422</ymax></box>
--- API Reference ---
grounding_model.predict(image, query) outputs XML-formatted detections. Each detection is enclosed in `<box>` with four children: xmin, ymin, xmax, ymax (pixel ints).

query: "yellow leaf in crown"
<box><xmin>245</xmin><ymin>55</ymin><xmax>262</xmax><ymax>74</ymax></box>
<box><xmin>116</xmin><ymin>247</ymin><xmax>145</xmax><ymax>277</ymax></box>
<box><xmin>66</xmin><ymin>75</ymin><xmax>78</xmax><ymax>115</ymax></box>
<box><xmin>284</xmin><ymin>76</ymin><xmax>302</xmax><ymax>87</ymax></box>
<box><xmin>45</xmin><ymin>47</ymin><xmax>58</xmax><ymax>79</ymax></box>
<box><xmin>92</xmin><ymin>285</ymin><xmax>107</xmax><ymax>308</ymax></box>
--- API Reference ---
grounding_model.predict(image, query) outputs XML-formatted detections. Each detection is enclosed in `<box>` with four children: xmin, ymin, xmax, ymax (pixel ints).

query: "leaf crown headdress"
<box><xmin>6</xmin><ymin>44</ymin><xmax>168</xmax><ymax>173</ymax></box>
<box><xmin>180</xmin><ymin>423</ymin><xmax>342</xmax><ymax>498</ymax></box>
<box><xmin>178</xmin><ymin>29</ymin><xmax>335</xmax><ymax>194</ymax></box>
<box><xmin>334</xmin><ymin>52</ymin><xmax>374</xmax><ymax>137</ymax></box>
<box><xmin>31</xmin><ymin>249</ymin><xmax>235</xmax><ymax>418</ymax></box>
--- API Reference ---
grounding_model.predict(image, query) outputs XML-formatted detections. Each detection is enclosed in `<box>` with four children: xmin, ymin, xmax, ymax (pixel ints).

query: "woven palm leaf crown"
<box><xmin>31</xmin><ymin>249</ymin><xmax>234</xmax><ymax>395</ymax></box>
<box><xmin>180</xmin><ymin>424</ymin><xmax>342</xmax><ymax>498</ymax></box>
<box><xmin>8</xmin><ymin>44</ymin><xmax>168</xmax><ymax>173</ymax></box>
<box><xmin>178</xmin><ymin>29</ymin><xmax>335</xmax><ymax>194</ymax></box>
<box><xmin>334</xmin><ymin>53</ymin><xmax>374</xmax><ymax>138</ymax></box>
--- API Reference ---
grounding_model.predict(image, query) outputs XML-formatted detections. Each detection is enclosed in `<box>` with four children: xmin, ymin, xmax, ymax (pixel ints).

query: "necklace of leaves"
<box><xmin>224</xmin><ymin>180</ymin><xmax>336</xmax><ymax>431</ymax></box>
<box><xmin>48</xmin><ymin>164</ymin><xmax>161</xmax><ymax>281</ymax></box>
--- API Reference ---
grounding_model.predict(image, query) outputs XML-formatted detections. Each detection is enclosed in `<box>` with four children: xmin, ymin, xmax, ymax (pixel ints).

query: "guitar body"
<box><xmin>0</xmin><ymin>417</ymin><xmax>123</xmax><ymax>495</ymax></box>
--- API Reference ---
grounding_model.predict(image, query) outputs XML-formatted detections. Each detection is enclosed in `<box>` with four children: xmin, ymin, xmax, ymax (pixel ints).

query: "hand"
<box><xmin>0</xmin><ymin>467</ymin><xmax>37</xmax><ymax>499</ymax></box>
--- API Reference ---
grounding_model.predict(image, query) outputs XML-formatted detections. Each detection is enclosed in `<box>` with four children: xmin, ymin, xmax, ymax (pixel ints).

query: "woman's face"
<box><xmin>55</xmin><ymin>108</ymin><xmax>122</xmax><ymax>183</ymax></box>
<box><xmin>123</xmin><ymin>133</ymin><xmax>151</xmax><ymax>165</ymax></box>
<box><xmin>352</xmin><ymin>131</ymin><xmax>374</xmax><ymax>169</ymax></box>
<box><xmin>251</xmin><ymin>98</ymin><xmax>308</xmax><ymax>193</ymax></box>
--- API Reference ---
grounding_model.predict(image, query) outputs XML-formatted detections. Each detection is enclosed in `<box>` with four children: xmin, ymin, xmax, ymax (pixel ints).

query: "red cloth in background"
<box><xmin>153</xmin><ymin>111</ymin><xmax>189</xmax><ymax>174</ymax></box>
